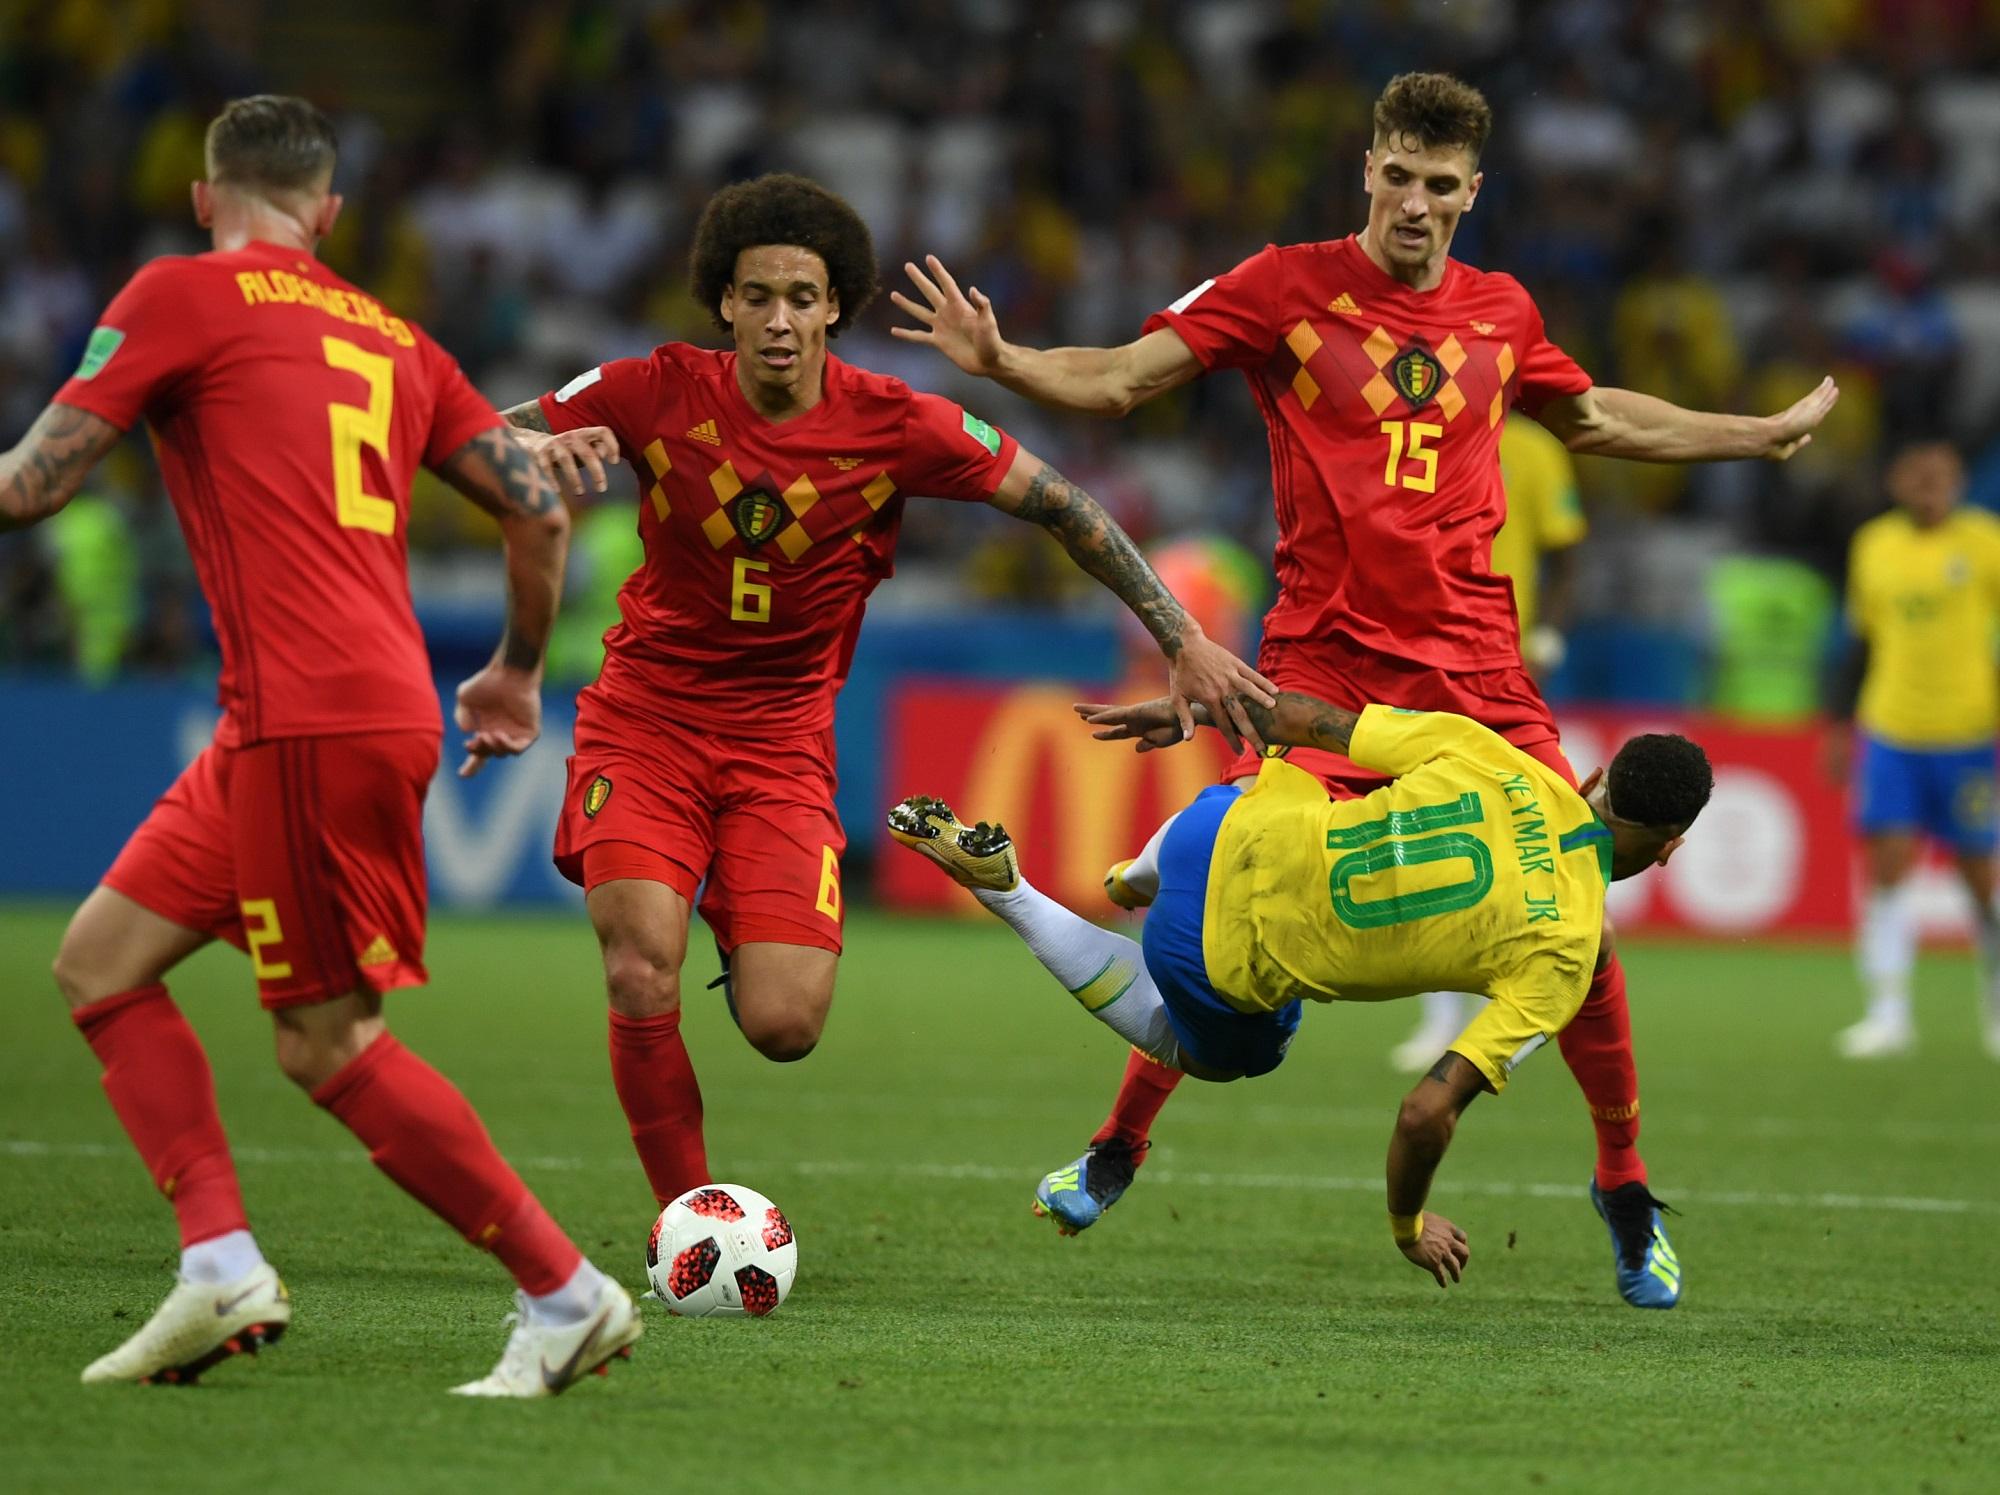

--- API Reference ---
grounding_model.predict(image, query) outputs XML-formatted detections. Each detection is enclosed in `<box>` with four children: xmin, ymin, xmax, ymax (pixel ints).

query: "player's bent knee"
<box><xmin>270</xmin><ymin>1006</ymin><xmax>385</xmax><ymax>1091</ymax></box>
<box><xmin>601</xmin><ymin>944</ymin><xmax>683</xmax><ymax>1019</ymax></box>
<box><xmin>737</xmin><ymin>1004</ymin><xmax>823</xmax><ymax>1063</ymax></box>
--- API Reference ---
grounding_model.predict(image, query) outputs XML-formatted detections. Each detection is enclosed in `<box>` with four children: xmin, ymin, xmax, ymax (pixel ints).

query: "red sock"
<box><xmin>311</xmin><ymin>1034</ymin><xmax>580</xmax><ymax>1295</ymax></box>
<box><xmin>73</xmin><ymin>984</ymin><xmax>249</xmax><ymax>1249</ymax></box>
<box><xmin>1090</xmin><ymin>1049</ymin><xmax>1182</xmax><ymax>1152</ymax></box>
<box><xmin>608</xmin><ymin>1008</ymin><xmax>710</xmax><ymax>1206</ymax></box>
<box><xmin>1557</xmin><ymin>951</ymin><xmax>1647</xmax><ymax>1190</ymax></box>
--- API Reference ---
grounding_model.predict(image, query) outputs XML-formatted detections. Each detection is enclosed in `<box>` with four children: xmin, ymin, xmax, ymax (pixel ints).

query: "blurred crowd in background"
<box><xmin>5</xmin><ymin>0</ymin><xmax>2000</xmax><ymax>714</ymax></box>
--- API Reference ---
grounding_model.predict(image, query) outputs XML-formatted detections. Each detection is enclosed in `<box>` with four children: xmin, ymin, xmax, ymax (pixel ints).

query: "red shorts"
<box><xmin>553</xmin><ymin>706</ymin><xmax>845</xmax><ymax>955</ymax></box>
<box><xmin>1224</xmin><ymin>638</ymin><xmax>1578</xmax><ymax>794</ymax></box>
<box><xmin>103</xmin><ymin>731</ymin><xmax>437</xmax><ymax>1008</ymax></box>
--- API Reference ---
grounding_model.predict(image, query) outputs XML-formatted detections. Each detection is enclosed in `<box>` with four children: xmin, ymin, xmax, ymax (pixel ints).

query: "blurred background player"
<box><xmin>894</xmin><ymin>70</ymin><xmax>1835</xmax><ymax>1308</ymax></box>
<box><xmin>0</xmin><ymin>96</ymin><xmax>639</xmax><ymax>1396</ymax></box>
<box><xmin>1825</xmin><ymin>441</ymin><xmax>2000</xmax><ymax>1060</ymax></box>
<box><xmin>1390</xmin><ymin>414</ymin><xmax>1587</xmax><ymax>1071</ymax></box>
<box><xmin>891</xmin><ymin>691</ymin><xmax>1711</xmax><ymax>1292</ymax></box>
<box><xmin>500</xmin><ymin>174</ymin><xmax>1271</xmax><ymax>1215</ymax></box>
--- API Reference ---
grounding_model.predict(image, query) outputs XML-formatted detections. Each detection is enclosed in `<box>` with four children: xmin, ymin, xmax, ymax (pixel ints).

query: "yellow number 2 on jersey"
<box><xmin>1380</xmin><ymin>419</ymin><xmax>1442</xmax><ymax>494</ymax></box>
<box><xmin>323</xmin><ymin>335</ymin><xmax>396</xmax><ymax>534</ymax></box>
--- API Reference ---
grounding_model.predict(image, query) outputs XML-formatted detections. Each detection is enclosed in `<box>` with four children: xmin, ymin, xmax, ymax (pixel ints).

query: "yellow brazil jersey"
<box><xmin>1201</xmin><ymin>706</ymin><xmax>1607</xmax><ymax>1093</ymax></box>
<box><xmin>1849</xmin><ymin>508</ymin><xmax>2000</xmax><ymax>747</ymax></box>
<box><xmin>1489</xmin><ymin>417</ymin><xmax>1586</xmax><ymax>635</ymax></box>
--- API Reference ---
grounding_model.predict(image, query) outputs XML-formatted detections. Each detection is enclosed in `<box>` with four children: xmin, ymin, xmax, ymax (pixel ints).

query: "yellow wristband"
<box><xmin>1389</xmin><ymin>1210</ymin><xmax>1425</xmax><ymax>1247</ymax></box>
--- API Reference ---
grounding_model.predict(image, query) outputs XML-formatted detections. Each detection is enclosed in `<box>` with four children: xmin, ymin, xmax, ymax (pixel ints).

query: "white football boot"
<box><xmin>81</xmin><ymin>1263</ymin><xmax>290</xmax><ymax>1385</ymax></box>
<box><xmin>1834</xmin><ymin>1014</ymin><xmax>1916</xmax><ymax>1059</ymax></box>
<box><xmin>450</xmin><ymin>1278</ymin><xmax>642</xmax><ymax>1399</ymax></box>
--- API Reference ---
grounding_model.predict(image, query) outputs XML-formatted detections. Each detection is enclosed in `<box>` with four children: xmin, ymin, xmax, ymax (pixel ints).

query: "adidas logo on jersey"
<box><xmin>1328</xmin><ymin>292</ymin><xmax>1362</xmax><ymax>315</ymax></box>
<box><xmin>1469</xmin><ymin>320</ymin><xmax>1496</xmax><ymax>336</ymax></box>
<box><xmin>828</xmin><ymin>456</ymin><xmax>863</xmax><ymax>471</ymax></box>
<box><xmin>357</xmin><ymin>935</ymin><xmax>399</xmax><ymax>967</ymax></box>
<box><xmin>686</xmin><ymin>420</ymin><xmax>721</xmax><ymax>445</ymax></box>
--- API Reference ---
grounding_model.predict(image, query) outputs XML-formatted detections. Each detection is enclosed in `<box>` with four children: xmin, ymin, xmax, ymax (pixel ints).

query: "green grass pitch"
<box><xmin>2</xmin><ymin>903</ymin><xmax>1996</xmax><ymax>1493</ymax></box>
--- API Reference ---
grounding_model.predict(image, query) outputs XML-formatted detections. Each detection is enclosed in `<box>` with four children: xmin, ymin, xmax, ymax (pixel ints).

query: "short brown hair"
<box><xmin>690</xmin><ymin>174</ymin><xmax>878</xmax><ymax>339</ymax></box>
<box><xmin>205</xmin><ymin>95</ymin><xmax>338</xmax><ymax>195</ymax></box>
<box><xmin>1372</xmin><ymin>72</ymin><xmax>1493</xmax><ymax>160</ymax></box>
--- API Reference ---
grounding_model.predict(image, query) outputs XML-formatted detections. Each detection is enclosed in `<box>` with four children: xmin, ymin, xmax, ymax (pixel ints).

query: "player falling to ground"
<box><xmin>498</xmin><ymin>174</ymin><xmax>1271</xmax><ymax>1215</ymax></box>
<box><xmin>1825</xmin><ymin>441</ymin><xmax>2000</xmax><ymax>1060</ymax></box>
<box><xmin>0</xmin><ymin>97</ymin><xmax>640</xmax><ymax>1396</ymax></box>
<box><xmin>1391</xmin><ymin>415</ymin><xmax>1588</xmax><ymax>1071</ymax></box>
<box><xmin>894</xmin><ymin>70</ymin><xmax>1836</xmax><ymax>1307</ymax></box>
<box><xmin>890</xmin><ymin>692</ymin><xmax>1711</xmax><ymax>1291</ymax></box>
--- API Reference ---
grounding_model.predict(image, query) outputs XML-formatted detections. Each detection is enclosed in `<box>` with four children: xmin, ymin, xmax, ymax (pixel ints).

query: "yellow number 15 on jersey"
<box><xmin>1381</xmin><ymin>419</ymin><xmax>1442</xmax><ymax>494</ymax></box>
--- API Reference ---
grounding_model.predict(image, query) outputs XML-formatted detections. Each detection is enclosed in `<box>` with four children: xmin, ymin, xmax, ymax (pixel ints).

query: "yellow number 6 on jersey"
<box><xmin>731</xmin><ymin>556</ymin><xmax>772</xmax><ymax>623</ymax></box>
<box><xmin>323</xmin><ymin>335</ymin><xmax>396</xmax><ymax>534</ymax></box>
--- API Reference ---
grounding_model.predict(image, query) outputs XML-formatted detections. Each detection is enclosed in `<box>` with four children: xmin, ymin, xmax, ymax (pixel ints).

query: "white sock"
<box><xmin>1417</xmin><ymin>991</ymin><xmax>1468</xmax><ymax>1036</ymax></box>
<box><xmin>1979</xmin><ymin>897</ymin><xmax>2000</xmax><ymax>1024</ymax></box>
<box><xmin>181</xmin><ymin>1229</ymin><xmax>266</xmax><ymax>1285</ymax></box>
<box><xmin>974</xmin><ymin>877</ymin><xmax>1182</xmax><ymax>1066</ymax></box>
<box><xmin>1858</xmin><ymin>883</ymin><xmax>1918</xmax><ymax>1027</ymax></box>
<box><xmin>525</xmin><ymin>1258</ymin><xmax>611</xmax><ymax>1327</ymax></box>
<box><xmin>1116</xmin><ymin>813</ymin><xmax>1178</xmax><ymax>902</ymax></box>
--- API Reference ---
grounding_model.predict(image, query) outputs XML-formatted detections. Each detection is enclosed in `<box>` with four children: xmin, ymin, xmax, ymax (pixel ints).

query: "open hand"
<box><xmin>890</xmin><ymin>255</ymin><xmax>1009</xmax><ymax>378</ymax></box>
<box><xmin>1761</xmin><ymin>376</ymin><xmax>1840</xmax><ymax>460</ymax></box>
<box><xmin>517</xmin><ymin>425</ymin><xmax>621</xmax><ymax>498</ymax></box>
<box><xmin>1399</xmin><ymin>1212</ymin><xmax>1470</xmax><ymax>1288</ymax></box>
<box><xmin>453</xmin><ymin>662</ymin><xmax>542</xmax><ymax>778</ymax></box>
<box><xmin>1075</xmin><ymin>697</ymin><xmax>1192</xmax><ymax>753</ymax></box>
<box><xmin>1167</xmin><ymin>626</ymin><xmax>1277</xmax><ymax>754</ymax></box>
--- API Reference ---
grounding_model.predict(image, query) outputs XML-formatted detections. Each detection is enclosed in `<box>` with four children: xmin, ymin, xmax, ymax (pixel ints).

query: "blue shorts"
<box><xmin>1854</xmin><ymin>733</ymin><xmax>1999</xmax><ymax>853</ymax></box>
<box><xmin>1141</xmin><ymin>784</ymin><xmax>1301</xmax><ymax>1080</ymax></box>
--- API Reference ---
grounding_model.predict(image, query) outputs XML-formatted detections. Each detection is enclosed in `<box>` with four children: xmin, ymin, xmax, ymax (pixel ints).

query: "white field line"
<box><xmin>4</xmin><ymin>1139</ymin><xmax>1994</xmax><ymax>1218</ymax></box>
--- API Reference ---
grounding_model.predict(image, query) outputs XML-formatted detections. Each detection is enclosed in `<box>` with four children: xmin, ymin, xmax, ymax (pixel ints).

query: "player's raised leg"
<box><xmin>1952</xmin><ymin>849</ymin><xmax>2000</xmax><ymax>1060</ymax></box>
<box><xmin>57</xmin><ymin>884</ymin><xmax>289</xmax><ymax>1386</ymax></box>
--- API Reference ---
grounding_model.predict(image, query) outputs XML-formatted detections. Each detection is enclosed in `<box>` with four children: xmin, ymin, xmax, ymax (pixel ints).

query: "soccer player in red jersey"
<box><xmin>894</xmin><ymin>72</ymin><xmax>1841</xmax><ymax>1308</ymax></box>
<box><xmin>0</xmin><ymin>96</ymin><xmax>640</xmax><ymax>1394</ymax></box>
<box><xmin>501</xmin><ymin>174</ymin><xmax>1271</xmax><ymax>1216</ymax></box>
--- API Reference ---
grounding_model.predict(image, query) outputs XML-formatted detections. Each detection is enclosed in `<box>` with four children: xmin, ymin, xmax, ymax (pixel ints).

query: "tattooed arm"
<box><xmin>1076</xmin><ymin>689</ymin><xmax>1361</xmax><ymax>757</ymax></box>
<box><xmin>988</xmin><ymin>448</ymin><xmax>1274</xmax><ymax>747</ymax></box>
<box><xmin>1384</xmin><ymin>1053</ymin><xmax>1483</xmax><ymax>1288</ymax></box>
<box><xmin>0</xmin><ymin>405</ymin><xmax>124</xmax><ymax>533</ymax></box>
<box><xmin>434</xmin><ymin>425</ymin><xmax>571</xmax><ymax>776</ymax></box>
<box><xmin>498</xmin><ymin>399</ymin><xmax>551</xmax><ymax>434</ymax></box>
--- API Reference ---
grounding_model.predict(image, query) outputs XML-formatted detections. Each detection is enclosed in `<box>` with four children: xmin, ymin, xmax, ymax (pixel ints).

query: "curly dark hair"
<box><xmin>1606</xmin><ymin>734</ymin><xmax>1714</xmax><ymax>830</ymax></box>
<box><xmin>689</xmin><ymin>174</ymin><xmax>879</xmax><ymax>339</ymax></box>
<box><xmin>1372</xmin><ymin>72</ymin><xmax>1493</xmax><ymax>160</ymax></box>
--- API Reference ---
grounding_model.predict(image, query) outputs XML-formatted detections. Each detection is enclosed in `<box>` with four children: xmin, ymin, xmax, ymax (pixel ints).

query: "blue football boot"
<box><xmin>1589</xmin><ymin>1179</ymin><xmax>1683</xmax><ymax>1309</ymax></box>
<box><xmin>1032</xmin><ymin>1138</ymin><xmax>1148</xmax><ymax>1236</ymax></box>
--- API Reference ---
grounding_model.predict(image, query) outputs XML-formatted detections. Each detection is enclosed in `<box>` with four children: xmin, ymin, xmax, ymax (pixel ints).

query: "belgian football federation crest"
<box><xmin>1392</xmin><ymin>345</ymin><xmax>1444</xmax><ymax>409</ymax></box>
<box><xmin>730</xmin><ymin>489</ymin><xmax>784</xmax><ymax>548</ymax></box>
<box><xmin>583</xmin><ymin>775</ymin><xmax>613</xmax><ymax>818</ymax></box>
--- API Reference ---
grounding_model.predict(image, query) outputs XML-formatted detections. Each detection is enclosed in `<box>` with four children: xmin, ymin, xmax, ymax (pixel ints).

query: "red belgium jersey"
<box><xmin>538</xmin><ymin>346</ymin><xmax>1019</xmax><ymax>738</ymax></box>
<box><xmin>1144</xmin><ymin>235</ymin><xmax>1590</xmax><ymax>670</ymax></box>
<box><xmin>54</xmin><ymin>242</ymin><xmax>500</xmax><ymax>745</ymax></box>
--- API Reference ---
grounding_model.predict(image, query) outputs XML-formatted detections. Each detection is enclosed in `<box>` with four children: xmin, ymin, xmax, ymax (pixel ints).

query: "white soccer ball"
<box><xmin>645</xmin><ymin>1183</ymin><xmax>797</xmax><ymax>1318</ymax></box>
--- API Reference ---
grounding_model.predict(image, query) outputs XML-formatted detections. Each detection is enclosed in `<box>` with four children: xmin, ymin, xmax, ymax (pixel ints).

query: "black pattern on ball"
<box><xmin>735</xmin><ymin>1265</ymin><xmax>781</xmax><ymax>1316</ymax></box>
<box><xmin>646</xmin><ymin>1213</ymin><xmax>664</xmax><ymax>1268</ymax></box>
<box><xmin>668</xmin><ymin>1237</ymin><xmax>721</xmax><ymax>1298</ymax></box>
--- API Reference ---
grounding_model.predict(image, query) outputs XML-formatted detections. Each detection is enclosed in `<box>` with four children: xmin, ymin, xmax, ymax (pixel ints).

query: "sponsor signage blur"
<box><xmin>879</xmin><ymin>682</ymin><xmax>1978</xmax><ymax>940</ymax></box>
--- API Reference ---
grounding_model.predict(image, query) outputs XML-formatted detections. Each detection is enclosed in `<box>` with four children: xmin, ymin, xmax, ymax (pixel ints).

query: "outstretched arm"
<box><xmin>0</xmin><ymin>405</ymin><xmax>124</xmax><ymax>532</ymax></box>
<box><xmin>892</xmin><ymin>255</ymin><xmax>1202</xmax><ymax>418</ymax></box>
<box><xmin>1384</xmin><ymin>1053</ymin><xmax>1484</xmax><ymax>1288</ymax></box>
<box><xmin>989</xmin><ymin>449</ymin><xmax>1274</xmax><ymax>747</ymax></box>
<box><xmin>434</xmin><ymin>426</ymin><xmax>571</xmax><ymax>777</ymax></box>
<box><xmin>1534</xmin><ymin>377</ymin><xmax>1838</xmax><ymax>463</ymax></box>
<box><xmin>1076</xmin><ymin>688</ymin><xmax>1359</xmax><ymax>757</ymax></box>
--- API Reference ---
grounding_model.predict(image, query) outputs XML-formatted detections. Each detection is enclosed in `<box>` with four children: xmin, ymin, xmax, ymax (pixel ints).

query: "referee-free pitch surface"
<box><xmin>1</xmin><ymin>906</ymin><xmax>1994</xmax><ymax>1493</ymax></box>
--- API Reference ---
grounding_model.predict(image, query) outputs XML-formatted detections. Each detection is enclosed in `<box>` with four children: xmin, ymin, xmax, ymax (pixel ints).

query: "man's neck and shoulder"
<box><xmin>1265</xmin><ymin>234</ymin><xmax>1531</xmax><ymax>320</ymax></box>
